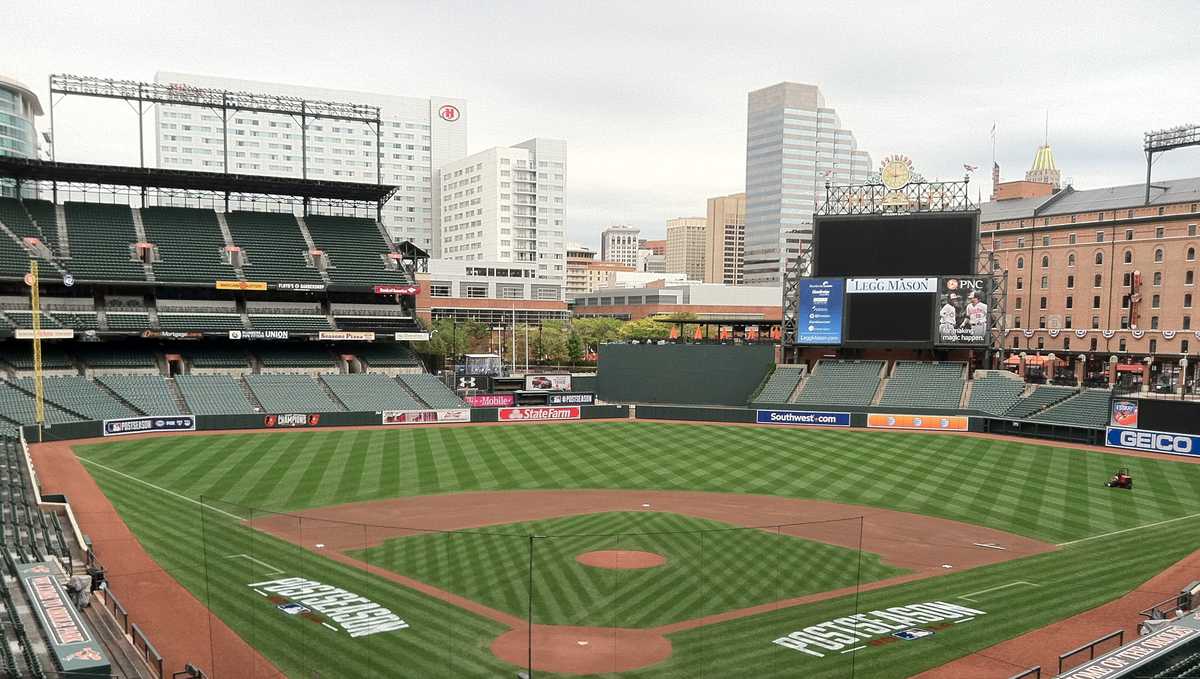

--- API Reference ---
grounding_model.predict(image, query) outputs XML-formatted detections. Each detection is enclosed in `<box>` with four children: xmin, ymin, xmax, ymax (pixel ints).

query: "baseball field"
<box><xmin>59</xmin><ymin>421</ymin><xmax>1200</xmax><ymax>678</ymax></box>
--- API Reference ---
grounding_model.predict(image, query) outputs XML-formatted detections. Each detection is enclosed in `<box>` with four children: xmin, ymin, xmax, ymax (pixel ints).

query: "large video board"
<box><xmin>813</xmin><ymin>213</ymin><xmax>977</xmax><ymax>278</ymax></box>
<box><xmin>795</xmin><ymin>278</ymin><xmax>844</xmax><ymax>345</ymax></box>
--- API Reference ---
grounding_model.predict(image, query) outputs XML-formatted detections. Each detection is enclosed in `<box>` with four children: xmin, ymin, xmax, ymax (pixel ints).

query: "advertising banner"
<box><xmin>796</xmin><ymin>278</ymin><xmax>844</xmax><ymax>345</ymax></box>
<box><xmin>264</xmin><ymin>414</ymin><xmax>322</xmax><ymax>428</ymax></box>
<box><xmin>229</xmin><ymin>330</ymin><xmax>289</xmax><ymax>340</ymax></box>
<box><xmin>103</xmin><ymin>415</ymin><xmax>196</xmax><ymax>437</ymax></box>
<box><xmin>15</xmin><ymin>328</ymin><xmax>74</xmax><ymax>340</ymax></box>
<box><xmin>524</xmin><ymin>374</ymin><xmax>572</xmax><ymax>391</ymax></box>
<box><xmin>275</xmin><ymin>282</ymin><xmax>327</xmax><ymax>291</ymax></box>
<box><xmin>464</xmin><ymin>393</ymin><xmax>515</xmax><ymax>407</ymax></box>
<box><xmin>547</xmin><ymin>392</ymin><xmax>596</xmax><ymax>406</ymax></box>
<box><xmin>1110</xmin><ymin>398</ymin><xmax>1139</xmax><ymax>428</ymax></box>
<box><xmin>16</xmin><ymin>562</ymin><xmax>112</xmax><ymax>675</ymax></box>
<box><xmin>455</xmin><ymin>375</ymin><xmax>494</xmax><ymax>392</ymax></box>
<box><xmin>846</xmin><ymin>277</ymin><xmax>938</xmax><ymax>294</ymax></box>
<box><xmin>1105</xmin><ymin>427</ymin><xmax>1200</xmax><ymax>456</ymax></box>
<box><xmin>394</xmin><ymin>331</ymin><xmax>431</xmax><ymax>341</ymax></box>
<box><xmin>498</xmin><ymin>406</ymin><xmax>581</xmax><ymax>421</ymax></box>
<box><xmin>934</xmin><ymin>276</ymin><xmax>990</xmax><ymax>346</ymax></box>
<box><xmin>755</xmin><ymin>409</ymin><xmax>851</xmax><ymax>427</ymax></box>
<box><xmin>216</xmin><ymin>280</ymin><xmax>268</xmax><ymax>291</ymax></box>
<box><xmin>141</xmin><ymin>330</ymin><xmax>202</xmax><ymax>340</ymax></box>
<box><xmin>318</xmin><ymin>331</ymin><xmax>376</xmax><ymax>341</ymax></box>
<box><xmin>867</xmin><ymin>414</ymin><xmax>968</xmax><ymax>431</ymax></box>
<box><xmin>374</xmin><ymin>285</ymin><xmax>420</xmax><ymax>295</ymax></box>
<box><xmin>382</xmin><ymin>409</ymin><xmax>471</xmax><ymax>425</ymax></box>
<box><xmin>1056</xmin><ymin>625</ymin><xmax>1200</xmax><ymax>679</ymax></box>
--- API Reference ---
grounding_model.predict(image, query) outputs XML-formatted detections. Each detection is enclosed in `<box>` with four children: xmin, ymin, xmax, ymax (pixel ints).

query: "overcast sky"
<box><xmin>8</xmin><ymin>1</ymin><xmax>1200</xmax><ymax>249</ymax></box>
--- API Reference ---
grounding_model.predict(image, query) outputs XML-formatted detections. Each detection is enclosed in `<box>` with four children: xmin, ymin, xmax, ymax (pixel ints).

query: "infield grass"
<box><xmin>72</xmin><ymin>422</ymin><xmax>1200</xmax><ymax>678</ymax></box>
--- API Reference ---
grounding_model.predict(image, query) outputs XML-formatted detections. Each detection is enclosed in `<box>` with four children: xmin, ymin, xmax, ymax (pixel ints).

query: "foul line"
<box><xmin>224</xmin><ymin>554</ymin><xmax>283</xmax><ymax>575</ymax></box>
<box><xmin>958</xmin><ymin>581</ymin><xmax>1039</xmax><ymax>602</ymax></box>
<box><xmin>840</xmin><ymin>646</ymin><xmax>865</xmax><ymax>654</ymax></box>
<box><xmin>1057</xmin><ymin>510</ymin><xmax>1200</xmax><ymax>547</ymax></box>
<box><xmin>76</xmin><ymin>457</ymin><xmax>244</xmax><ymax>521</ymax></box>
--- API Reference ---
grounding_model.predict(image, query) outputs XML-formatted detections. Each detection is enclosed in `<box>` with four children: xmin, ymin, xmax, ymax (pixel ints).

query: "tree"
<box><xmin>572</xmin><ymin>317</ymin><xmax>623</xmax><ymax>354</ymax></box>
<box><xmin>566</xmin><ymin>332</ymin><xmax>584</xmax><ymax>365</ymax></box>
<box><xmin>419</xmin><ymin>318</ymin><xmax>489</xmax><ymax>361</ymax></box>
<box><xmin>618</xmin><ymin>315</ymin><xmax>672</xmax><ymax>341</ymax></box>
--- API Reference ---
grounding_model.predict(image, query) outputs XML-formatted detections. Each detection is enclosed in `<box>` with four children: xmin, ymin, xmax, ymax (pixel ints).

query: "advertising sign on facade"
<box><xmin>934</xmin><ymin>276</ymin><xmax>989</xmax><ymax>346</ymax></box>
<box><xmin>229</xmin><ymin>330</ymin><xmax>289</xmax><ymax>340</ymax></box>
<box><xmin>755</xmin><ymin>410</ymin><xmax>851</xmax><ymax>427</ymax></box>
<box><xmin>846</xmin><ymin>277</ymin><xmax>938</xmax><ymax>294</ymax></box>
<box><xmin>264</xmin><ymin>414</ymin><xmax>322</xmax><ymax>428</ymax></box>
<box><xmin>382</xmin><ymin>409</ymin><xmax>471</xmax><ymax>425</ymax></box>
<box><xmin>275</xmin><ymin>282</ymin><xmax>327</xmax><ymax>291</ymax></box>
<box><xmin>374</xmin><ymin>285</ymin><xmax>420</xmax><ymax>295</ymax></box>
<box><xmin>103</xmin><ymin>416</ymin><xmax>196</xmax><ymax>437</ymax></box>
<box><xmin>796</xmin><ymin>278</ymin><xmax>844</xmax><ymax>345</ymax></box>
<box><xmin>216</xmin><ymin>280</ymin><xmax>268</xmax><ymax>291</ymax></box>
<box><xmin>15</xmin><ymin>328</ymin><xmax>74</xmax><ymax>340</ymax></box>
<box><xmin>866</xmin><ymin>414</ymin><xmax>968</xmax><ymax>431</ymax></box>
<box><xmin>497</xmin><ymin>406</ymin><xmax>581</xmax><ymax>421</ymax></box>
<box><xmin>524</xmin><ymin>374</ymin><xmax>572</xmax><ymax>391</ymax></box>
<box><xmin>463</xmin><ymin>393</ymin><xmax>515</xmax><ymax>407</ymax></box>
<box><xmin>318</xmin><ymin>331</ymin><xmax>376</xmax><ymax>341</ymax></box>
<box><xmin>1110</xmin><ymin>399</ymin><xmax>1139</xmax><ymax>428</ymax></box>
<box><xmin>394</xmin><ymin>332</ymin><xmax>431</xmax><ymax>341</ymax></box>
<box><xmin>16</xmin><ymin>563</ymin><xmax>112</xmax><ymax>674</ymax></box>
<box><xmin>547</xmin><ymin>393</ymin><xmax>596</xmax><ymax>406</ymax></box>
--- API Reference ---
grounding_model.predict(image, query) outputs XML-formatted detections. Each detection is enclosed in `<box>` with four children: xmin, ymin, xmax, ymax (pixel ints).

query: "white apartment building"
<box><xmin>600</xmin><ymin>225</ymin><xmax>641</xmax><ymax>267</ymax></box>
<box><xmin>437</xmin><ymin>139</ymin><xmax>567</xmax><ymax>293</ymax></box>
<box><xmin>744</xmin><ymin>82</ymin><xmax>873</xmax><ymax>285</ymax></box>
<box><xmin>153</xmin><ymin>71</ymin><xmax>467</xmax><ymax>248</ymax></box>
<box><xmin>665</xmin><ymin>217</ymin><xmax>707</xmax><ymax>281</ymax></box>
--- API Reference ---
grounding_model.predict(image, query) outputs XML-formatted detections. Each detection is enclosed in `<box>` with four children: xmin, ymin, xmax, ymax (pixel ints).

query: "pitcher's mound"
<box><xmin>492</xmin><ymin>625</ymin><xmax>671</xmax><ymax>674</ymax></box>
<box><xmin>576</xmin><ymin>550</ymin><xmax>666</xmax><ymax>569</ymax></box>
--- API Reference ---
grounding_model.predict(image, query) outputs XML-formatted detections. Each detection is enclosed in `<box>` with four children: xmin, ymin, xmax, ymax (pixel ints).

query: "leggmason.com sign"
<box><xmin>249</xmin><ymin>577</ymin><xmax>409</xmax><ymax>638</ymax></box>
<box><xmin>773</xmin><ymin>601</ymin><xmax>986</xmax><ymax>658</ymax></box>
<box><xmin>756</xmin><ymin>409</ymin><xmax>850</xmax><ymax>427</ymax></box>
<box><xmin>498</xmin><ymin>406</ymin><xmax>581</xmax><ymax>422</ymax></box>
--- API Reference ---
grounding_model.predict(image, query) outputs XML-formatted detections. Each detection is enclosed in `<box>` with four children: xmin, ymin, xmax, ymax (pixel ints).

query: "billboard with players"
<box><xmin>796</xmin><ymin>278</ymin><xmax>844</xmax><ymax>345</ymax></box>
<box><xmin>934</xmin><ymin>276</ymin><xmax>990</xmax><ymax>346</ymax></box>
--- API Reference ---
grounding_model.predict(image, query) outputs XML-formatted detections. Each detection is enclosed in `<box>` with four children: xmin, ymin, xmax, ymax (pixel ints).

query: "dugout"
<box><xmin>596</xmin><ymin>343</ymin><xmax>775</xmax><ymax>406</ymax></box>
<box><xmin>1053</xmin><ymin>612</ymin><xmax>1200</xmax><ymax>678</ymax></box>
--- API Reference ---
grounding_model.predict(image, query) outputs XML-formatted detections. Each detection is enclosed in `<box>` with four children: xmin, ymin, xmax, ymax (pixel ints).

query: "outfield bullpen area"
<box><xmin>27</xmin><ymin>419</ymin><xmax>1200</xmax><ymax>678</ymax></box>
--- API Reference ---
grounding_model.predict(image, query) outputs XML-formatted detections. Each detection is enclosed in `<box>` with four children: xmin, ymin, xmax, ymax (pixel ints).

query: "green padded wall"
<box><xmin>597</xmin><ymin>344</ymin><xmax>775</xmax><ymax>406</ymax></box>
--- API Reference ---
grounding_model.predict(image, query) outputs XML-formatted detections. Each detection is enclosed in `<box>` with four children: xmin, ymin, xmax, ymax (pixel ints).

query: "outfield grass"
<box><xmin>73</xmin><ymin>422</ymin><xmax>1200</xmax><ymax>678</ymax></box>
<box><xmin>349</xmin><ymin>511</ymin><xmax>905</xmax><ymax>627</ymax></box>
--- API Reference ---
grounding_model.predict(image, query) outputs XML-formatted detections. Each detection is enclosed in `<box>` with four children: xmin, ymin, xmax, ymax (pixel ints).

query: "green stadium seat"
<box><xmin>1003</xmin><ymin>385</ymin><xmax>1077</xmax><ymax>419</ymax></box>
<box><xmin>966</xmin><ymin>372</ymin><xmax>1028</xmax><ymax>415</ymax></box>
<box><xmin>95</xmin><ymin>375</ymin><xmax>180</xmax><ymax>415</ymax></box>
<box><xmin>304</xmin><ymin>214</ymin><xmax>411</xmax><ymax>288</ymax></box>
<box><xmin>791</xmin><ymin>360</ymin><xmax>884</xmax><ymax>407</ymax></box>
<box><xmin>321</xmin><ymin>373</ymin><xmax>424</xmax><ymax>411</ymax></box>
<box><xmin>398</xmin><ymin>373</ymin><xmax>467</xmax><ymax>409</ymax></box>
<box><xmin>244</xmin><ymin>374</ymin><xmax>343</xmax><ymax>412</ymax></box>
<box><xmin>225</xmin><ymin>211</ymin><xmax>323</xmax><ymax>285</ymax></box>
<box><xmin>61</xmin><ymin>202</ymin><xmax>147</xmax><ymax>282</ymax></box>
<box><xmin>141</xmin><ymin>206</ymin><xmax>238</xmax><ymax>283</ymax></box>
<box><xmin>1030</xmin><ymin>388</ymin><xmax>1112</xmax><ymax>427</ymax></box>
<box><xmin>176</xmin><ymin>374</ymin><xmax>256</xmax><ymax>415</ymax></box>
<box><xmin>878</xmin><ymin>361</ymin><xmax>966</xmax><ymax>409</ymax></box>
<box><xmin>751</xmin><ymin>366</ymin><xmax>805</xmax><ymax>404</ymax></box>
<box><xmin>14</xmin><ymin>376</ymin><xmax>135</xmax><ymax>420</ymax></box>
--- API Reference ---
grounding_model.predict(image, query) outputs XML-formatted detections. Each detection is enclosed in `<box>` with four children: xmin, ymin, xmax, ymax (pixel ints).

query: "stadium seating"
<box><xmin>244</xmin><ymin>374</ymin><xmax>343</xmax><ymax>413</ymax></box>
<box><xmin>140</xmin><ymin>206</ymin><xmax>238</xmax><ymax>282</ymax></box>
<box><xmin>0</xmin><ymin>197</ymin><xmax>57</xmax><ymax>256</ymax></box>
<box><xmin>158</xmin><ymin>312</ymin><xmax>245</xmax><ymax>331</ymax></box>
<box><xmin>1002</xmin><ymin>385</ymin><xmax>1077</xmax><ymax>419</ymax></box>
<box><xmin>0</xmin><ymin>343</ymin><xmax>72</xmax><ymax>371</ymax></box>
<box><xmin>255</xmin><ymin>345</ymin><xmax>335</xmax><ymax>370</ymax></box>
<box><xmin>792</xmin><ymin>360</ymin><xmax>884</xmax><ymax>407</ymax></box>
<box><xmin>96</xmin><ymin>375</ymin><xmax>181</xmax><ymax>416</ymax></box>
<box><xmin>352</xmin><ymin>343</ymin><xmax>422</xmax><ymax>369</ymax></box>
<box><xmin>105</xmin><ymin>311</ymin><xmax>151</xmax><ymax>331</ymax></box>
<box><xmin>320</xmin><ymin>373</ymin><xmax>424</xmax><ymax>411</ymax></box>
<box><xmin>304</xmin><ymin>215</ymin><xmax>412</xmax><ymax>288</ymax></box>
<box><xmin>74</xmin><ymin>344</ymin><xmax>159</xmax><ymax>371</ymax></box>
<box><xmin>752</xmin><ymin>366</ymin><xmax>806</xmax><ymax>404</ymax></box>
<box><xmin>184</xmin><ymin>346</ymin><xmax>249</xmax><ymax>370</ymax></box>
<box><xmin>15</xmin><ymin>376</ymin><xmax>135</xmax><ymax>421</ymax></box>
<box><xmin>333</xmin><ymin>314</ymin><xmax>423</xmax><ymax>333</ymax></box>
<box><xmin>1030</xmin><ymin>388</ymin><xmax>1113</xmax><ymax>428</ymax></box>
<box><xmin>176</xmin><ymin>374</ymin><xmax>257</xmax><ymax>415</ymax></box>
<box><xmin>248</xmin><ymin>314</ymin><xmax>333</xmax><ymax>333</ymax></box>
<box><xmin>61</xmin><ymin>202</ymin><xmax>146</xmax><ymax>282</ymax></box>
<box><xmin>966</xmin><ymin>371</ymin><xmax>1028</xmax><ymax>414</ymax></box>
<box><xmin>878</xmin><ymin>361</ymin><xmax>966</xmax><ymax>409</ymax></box>
<box><xmin>225</xmin><ymin>211</ymin><xmax>324</xmax><ymax>285</ymax></box>
<box><xmin>399</xmin><ymin>373</ymin><xmax>468</xmax><ymax>409</ymax></box>
<box><xmin>0</xmin><ymin>381</ymin><xmax>81</xmax><ymax>428</ymax></box>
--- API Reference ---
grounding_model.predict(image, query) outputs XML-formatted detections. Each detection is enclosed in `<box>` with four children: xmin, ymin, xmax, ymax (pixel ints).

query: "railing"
<box><xmin>1058</xmin><ymin>629</ymin><xmax>1124</xmax><ymax>674</ymax></box>
<box><xmin>1140</xmin><ymin>593</ymin><xmax>1184</xmax><ymax>619</ymax></box>
<box><xmin>1007</xmin><ymin>666</ymin><xmax>1040</xmax><ymax>679</ymax></box>
<box><xmin>131</xmin><ymin>623</ymin><xmax>165</xmax><ymax>679</ymax></box>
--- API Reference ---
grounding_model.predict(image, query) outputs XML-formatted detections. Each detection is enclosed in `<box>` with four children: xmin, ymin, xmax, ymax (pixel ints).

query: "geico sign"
<box><xmin>1106</xmin><ymin>427</ymin><xmax>1200</xmax><ymax>456</ymax></box>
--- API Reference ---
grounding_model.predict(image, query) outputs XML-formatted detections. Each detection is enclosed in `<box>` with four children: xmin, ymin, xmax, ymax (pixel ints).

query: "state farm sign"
<box><xmin>497</xmin><ymin>406</ymin><xmax>581</xmax><ymax>422</ymax></box>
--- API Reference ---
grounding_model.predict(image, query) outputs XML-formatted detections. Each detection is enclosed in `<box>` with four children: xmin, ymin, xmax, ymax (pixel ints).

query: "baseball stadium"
<box><xmin>2</xmin><ymin>76</ymin><xmax>1200</xmax><ymax>679</ymax></box>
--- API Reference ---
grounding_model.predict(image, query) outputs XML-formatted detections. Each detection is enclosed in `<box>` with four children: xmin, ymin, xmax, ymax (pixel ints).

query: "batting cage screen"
<box><xmin>191</xmin><ymin>498</ymin><xmax>882</xmax><ymax>678</ymax></box>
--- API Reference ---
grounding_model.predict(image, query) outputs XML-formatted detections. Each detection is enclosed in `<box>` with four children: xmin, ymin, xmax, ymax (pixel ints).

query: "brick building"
<box><xmin>981</xmin><ymin>176</ymin><xmax>1200</xmax><ymax>390</ymax></box>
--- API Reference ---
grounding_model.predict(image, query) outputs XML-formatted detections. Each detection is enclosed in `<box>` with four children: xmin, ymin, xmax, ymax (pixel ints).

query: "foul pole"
<box><xmin>28</xmin><ymin>260</ymin><xmax>44</xmax><ymax>442</ymax></box>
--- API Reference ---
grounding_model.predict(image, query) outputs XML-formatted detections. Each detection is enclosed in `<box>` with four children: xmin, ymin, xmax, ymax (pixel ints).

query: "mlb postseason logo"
<box><xmin>1110</xmin><ymin>399</ymin><xmax>1139</xmax><ymax>428</ymax></box>
<box><xmin>756</xmin><ymin>410</ymin><xmax>851</xmax><ymax>427</ymax></box>
<box><xmin>103</xmin><ymin>416</ymin><xmax>195</xmax><ymax>437</ymax></box>
<box><xmin>547</xmin><ymin>393</ymin><xmax>596</xmax><ymax>406</ymax></box>
<box><xmin>1106</xmin><ymin>427</ymin><xmax>1200</xmax><ymax>457</ymax></box>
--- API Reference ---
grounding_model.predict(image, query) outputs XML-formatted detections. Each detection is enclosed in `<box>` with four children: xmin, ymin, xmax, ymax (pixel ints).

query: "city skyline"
<box><xmin>7</xmin><ymin>2</ymin><xmax>1200</xmax><ymax>251</ymax></box>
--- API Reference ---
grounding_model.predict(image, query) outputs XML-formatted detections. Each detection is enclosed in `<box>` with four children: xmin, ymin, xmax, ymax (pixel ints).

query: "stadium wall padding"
<box><xmin>597</xmin><ymin>344</ymin><xmax>776</xmax><ymax>406</ymax></box>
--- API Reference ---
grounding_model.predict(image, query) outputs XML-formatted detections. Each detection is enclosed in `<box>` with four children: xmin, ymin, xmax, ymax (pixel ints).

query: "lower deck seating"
<box><xmin>185</xmin><ymin>346</ymin><xmax>249</xmax><ymax>369</ymax></box>
<box><xmin>176</xmin><ymin>374</ymin><xmax>256</xmax><ymax>415</ymax></box>
<box><xmin>158</xmin><ymin>313</ymin><xmax>245</xmax><ymax>331</ymax></box>
<box><xmin>967</xmin><ymin>373</ymin><xmax>1028</xmax><ymax>414</ymax></box>
<box><xmin>879</xmin><ymin>362</ymin><xmax>966</xmax><ymax>409</ymax></box>
<box><xmin>1030</xmin><ymin>389</ymin><xmax>1113</xmax><ymax>427</ymax></box>
<box><xmin>353</xmin><ymin>343</ymin><xmax>421</xmax><ymax>368</ymax></box>
<box><xmin>244</xmin><ymin>374</ymin><xmax>343</xmax><ymax>413</ymax></box>
<box><xmin>0</xmin><ymin>382</ymin><xmax>81</xmax><ymax>428</ymax></box>
<box><xmin>96</xmin><ymin>375</ymin><xmax>181</xmax><ymax>415</ymax></box>
<box><xmin>1003</xmin><ymin>385</ymin><xmax>1077</xmax><ymax>419</ymax></box>
<box><xmin>792</xmin><ymin>360</ymin><xmax>884</xmax><ymax>407</ymax></box>
<box><xmin>105</xmin><ymin>312</ymin><xmax>150</xmax><ymax>331</ymax></box>
<box><xmin>399</xmin><ymin>373</ymin><xmax>467</xmax><ymax>409</ymax></box>
<box><xmin>15</xmin><ymin>376</ymin><xmax>135</xmax><ymax>420</ymax></box>
<box><xmin>249</xmin><ymin>315</ymin><xmax>333</xmax><ymax>333</ymax></box>
<box><xmin>320</xmin><ymin>373</ymin><xmax>424</xmax><ymax>411</ymax></box>
<box><xmin>255</xmin><ymin>345</ymin><xmax>335</xmax><ymax>369</ymax></box>
<box><xmin>0</xmin><ymin>343</ymin><xmax>72</xmax><ymax>371</ymax></box>
<box><xmin>752</xmin><ymin>366</ymin><xmax>805</xmax><ymax>404</ymax></box>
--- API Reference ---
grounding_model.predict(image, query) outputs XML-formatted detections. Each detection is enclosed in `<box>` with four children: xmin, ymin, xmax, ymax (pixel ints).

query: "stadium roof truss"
<box><xmin>816</xmin><ymin>175</ymin><xmax>974</xmax><ymax>216</ymax></box>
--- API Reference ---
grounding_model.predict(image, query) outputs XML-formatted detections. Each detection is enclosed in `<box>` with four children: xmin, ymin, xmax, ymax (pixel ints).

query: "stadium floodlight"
<box><xmin>1143</xmin><ymin>123</ymin><xmax>1200</xmax><ymax>204</ymax></box>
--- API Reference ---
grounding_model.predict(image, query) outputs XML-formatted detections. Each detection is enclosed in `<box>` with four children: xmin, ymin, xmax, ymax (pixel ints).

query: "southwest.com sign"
<box><xmin>1106</xmin><ymin>427</ymin><xmax>1200</xmax><ymax>457</ymax></box>
<box><xmin>756</xmin><ymin>410</ymin><xmax>851</xmax><ymax>427</ymax></box>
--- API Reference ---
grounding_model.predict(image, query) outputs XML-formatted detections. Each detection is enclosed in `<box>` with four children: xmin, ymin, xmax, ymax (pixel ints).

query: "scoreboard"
<box><xmin>797</xmin><ymin>211</ymin><xmax>985</xmax><ymax>349</ymax></box>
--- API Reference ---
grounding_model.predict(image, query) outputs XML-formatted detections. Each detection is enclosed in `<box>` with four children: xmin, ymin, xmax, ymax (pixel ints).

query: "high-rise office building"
<box><xmin>437</xmin><ymin>138</ymin><xmax>567</xmax><ymax>291</ymax></box>
<box><xmin>704</xmin><ymin>192</ymin><xmax>745</xmax><ymax>285</ymax></box>
<box><xmin>666</xmin><ymin>217</ymin><xmax>707</xmax><ymax>281</ymax></box>
<box><xmin>153</xmin><ymin>71</ymin><xmax>467</xmax><ymax>248</ymax></box>
<box><xmin>744</xmin><ymin>82</ymin><xmax>872</xmax><ymax>285</ymax></box>
<box><xmin>601</xmin><ymin>225</ymin><xmax>641</xmax><ymax>267</ymax></box>
<box><xmin>0</xmin><ymin>75</ymin><xmax>41</xmax><ymax>162</ymax></box>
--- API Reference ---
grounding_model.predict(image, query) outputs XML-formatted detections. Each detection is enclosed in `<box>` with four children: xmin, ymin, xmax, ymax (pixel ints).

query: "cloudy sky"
<box><xmin>8</xmin><ymin>1</ymin><xmax>1200</xmax><ymax>248</ymax></box>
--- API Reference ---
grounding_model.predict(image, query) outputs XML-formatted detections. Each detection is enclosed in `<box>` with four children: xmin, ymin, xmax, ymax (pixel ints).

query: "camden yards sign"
<box><xmin>773</xmin><ymin>600</ymin><xmax>985</xmax><ymax>658</ymax></box>
<box><xmin>249</xmin><ymin>577</ymin><xmax>409</xmax><ymax>638</ymax></box>
<box><xmin>17</xmin><ymin>562</ymin><xmax>111</xmax><ymax>673</ymax></box>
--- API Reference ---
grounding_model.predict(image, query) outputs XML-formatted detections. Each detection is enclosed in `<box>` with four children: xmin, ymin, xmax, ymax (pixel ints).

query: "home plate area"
<box><xmin>246</xmin><ymin>489</ymin><xmax>1053</xmax><ymax>673</ymax></box>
